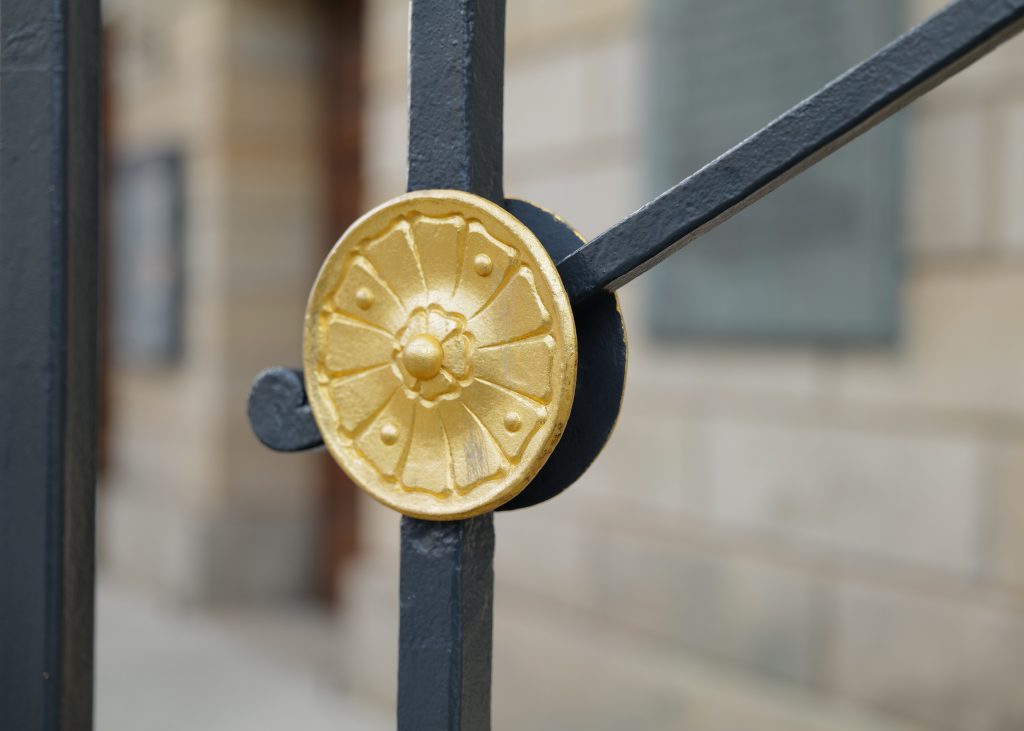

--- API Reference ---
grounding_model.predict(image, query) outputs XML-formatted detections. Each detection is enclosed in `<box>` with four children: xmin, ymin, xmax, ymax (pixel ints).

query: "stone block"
<box><xmin>834</xmin><ymin>267</ymin><xmax>1024</xmax><ymax>417</ymax></box>
<box><xmin>992</xmin><ymin>99</ymin><xmax>1024</xmax><ymax>255</ymax></box>
<box><xmin>358</xmin><ymin>494</ymin><xmax>401</xmax><ymax>557</ymax></box>
<box><xmin>595</xmin><ymin>531</ymin><xmax>822</xmax><ymax>685</ymax></box>
<box><xmin>337</xmin><ymin>554</ymin><xmax>399</xmax><ymax>708</ymax></box>
<box><xmin>494</xmin><ymin>512</ymin><xmax>598</xmax><ymax>608</ymax></box>
<box><xmin>989</xmin><ymin>441</ymin><xmax>1024</xmax><ymax>590</ymax></box>
<box><xmin>505</xmin><ymin>0</ymin><xmax>639</xmax><ymax>52</ymax></box>
<box><xmin>364</xmin><ymin>0</ymin><xmax>409</xmax><ymax>87</ymax></box>
<box><xmin>100</xmin><ymin>487</ymin><xmax>206</xmax><ymax>603</ymax></box>
<box><xmin>505</xmin><ymin>48</ymin><xmax>591</xmax><ymax>157</ymax></box>
<box><xmin>708</xmin><ymin>419</ymin><xmax>988</xmax><ymax>575</ymax></box>
<box><xmin>579</xmin><ymin>406</ymin><xmax>710</xmax><ymax>519</ymax></box>
<box><xmin>200</xmin><ymin>504</ymin><xmax>318</xmax><ymax>602</ymax></box>
<box><xmin>832</xmin><ymin>581</ymin><xmax>1024</xmax><ymax>730</ymax></box>
<box><xmin>491</xmin><ymin>593</ymin><xmax>923</xmax><ymax>731</ymax></box>
<box><xmin>363</xmin><ymin>95</ymin><xmax>408</xmax><ymax>185</ymax></box>
<box><xmin>583</xmin><ymin>32</ymin><xmax>644</xmax><ymax>145</ymax></box>
<box><xmin>908</xmin><ymin>107</ymin><xmax>989</xmax><ymax>256</ymax></box>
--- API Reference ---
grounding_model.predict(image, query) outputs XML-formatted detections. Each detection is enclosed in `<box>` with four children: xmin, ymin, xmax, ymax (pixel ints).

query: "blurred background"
<box><xmin>94</xmin><ymin>0</ymin><xmax>1024</xmax><ymax>729</ymax></box>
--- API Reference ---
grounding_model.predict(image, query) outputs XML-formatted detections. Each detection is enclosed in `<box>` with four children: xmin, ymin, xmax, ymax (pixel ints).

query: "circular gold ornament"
<box><xmin>303</xmin><ymin>190</ymin><xmax>578</xmax><ymax>520</ymax></box>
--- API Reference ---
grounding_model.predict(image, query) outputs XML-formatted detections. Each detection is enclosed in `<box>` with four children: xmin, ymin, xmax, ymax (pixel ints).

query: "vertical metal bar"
<box><xmin>0</xmin><ymin>1</ymin><xmax>101</xmax><ymax>729</ymax></box>
<box><xmin>399</xmin><ymin>1</ymin><xmax>505</xmax><ymax>729</ymax></box>
<box><xmin>407</xmin><ymin>0</ymin><xmax>505</xmax><ymax>205</ymax></box>
<box><xmin>398</xmin><ymin>516</ymin><xmax>495</xmax><ymax>729</ymax></box>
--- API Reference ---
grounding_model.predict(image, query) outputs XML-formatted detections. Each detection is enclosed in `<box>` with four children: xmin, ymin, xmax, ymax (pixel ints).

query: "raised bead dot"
<box><xmin>503</xmin><ymin>412</ymin><xmax>521</xmax><ymax>433</ymax></box>
<box><xmin>402</xmin><ymin>334</ymin><xmax>443</xmax><ymax>380</ymax></box>
<box><xmin>473</xmin><ymin>254</ymin><xmax>493</xmax><ymax>277</ymax></box>
<box><xmin>380</xmin><ymin>422</ymin><xmax>399</xmax><ymax>445</ymax></box>
<box><xmin>355</xmin><ymin>287</ymin><xmax>374</xmax><ymax>310</ymax></box>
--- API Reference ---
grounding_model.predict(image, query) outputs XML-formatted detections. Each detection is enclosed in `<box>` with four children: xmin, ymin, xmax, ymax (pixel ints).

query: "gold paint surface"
<box><xmin>304</xmin><ymin>190</ymin><xmax>577</xmax><ymax>520</ymax></box>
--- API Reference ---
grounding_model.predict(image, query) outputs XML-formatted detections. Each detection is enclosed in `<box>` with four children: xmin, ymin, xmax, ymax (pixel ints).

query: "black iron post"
<box><xmin>397</xmin><ymin>2</ymin><xmax>504</xmax><ymax>729</ymax></box>
<box><xmin>0</xmin><ymin>0</ymin><xmax>101</xmax><ymax>729</ymax></box>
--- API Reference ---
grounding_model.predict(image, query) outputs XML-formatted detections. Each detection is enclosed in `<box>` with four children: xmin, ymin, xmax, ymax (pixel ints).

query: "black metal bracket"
<box><xmin>247</xmin><ymin>368</ymin><xmax>324</xmax><ymax>453</ymax></box>
<box><xmin>245</xmin><ymin>199</ymin><xmax>627</xmax><ymax>509</ymax></box>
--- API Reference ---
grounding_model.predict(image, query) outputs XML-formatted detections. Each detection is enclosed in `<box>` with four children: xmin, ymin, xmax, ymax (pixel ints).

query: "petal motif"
<box><xmin>459</xmin><ymin>379</ymin><xmax>546</xmax><ymax>460</ymax></box>
<box><xmin>442</xmin><ymin>335</ymin><xmax>471</xmax><ymax>380</ymax></box>
<box><xmin>426</xmin><ymin>307</ymin><xmax>459</xmax><ymax>341</ymax></box>
<box><xmin>331</xmin><ymin>256</ymin><xmax>406</xmax><ymax>333</ymax></box>
<box><xmin>401</xmin><ymin>406</ymin><xmax>451</xmax><ymax>495</ymax></box>
<box><xmin>411</xmin><ymin>216</ymin><xmax>463</xmax><ymax>307</ymax></box>
<box><xmin>328</xmin><ymin>365</ymin><xmax>401</xmax><ymax>435</ymax></box>
<box><xmin>323</xmin><ymin>315</ymin><xmax>396</xmax><ymax>374</ymax></box>
<box><xmin>453</xmin><ymin>222</ymin><xmax>518</xmax><ymax>316</ymax></box>
<box><xmin>399</xmin><ymin>309</ymin><xmax>428</xmax><ymax>345</ymax></box>
<box><xmin>361</xmin><ymin>220</ymin><xmax>427</xmax><ymax>311</ymax></box>
<box><xmin>417</xmin><ymin>370</ymin><xmax>456</xmax><ymax>401</ymax></box>
<box><xmin>468</xmin><ymin>267</ymin><xmax>551</xmax><ymax>348</ymax></box>
<box><xmin>354</xmin><ymin>391</ymin><xmax>415</xmax><ymax>478</ymax></box>
<box><xmin>439</xmin><ymin>402</ymin><xmax>504</xmax><ymax>491</ymax></box>
<box><xmin>472</xmin><ymin>335</ymin><xmax>554</xmax><ymax>401</ymax></box>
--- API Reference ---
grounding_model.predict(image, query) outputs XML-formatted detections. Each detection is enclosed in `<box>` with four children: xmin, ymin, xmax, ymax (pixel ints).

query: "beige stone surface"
<box><xmin>832</xmin><ymin>581</ymin><xmax>1024</xmax><ymax>730</ymax></box>
<box><xmin>992</xmin><ymin>99</ymin><xmax>1024</xmax><ymax>256</ymax></box>
<box><xmin>492</xmin><ymin>593</ymin><xmax>926</xmax><ymax>731</ymax></box>
<box><xmin>595</xmin><ymin>531</ymin><xmax>824</xmax><ymax>685</ymax></box>
<box><xmin>96</xmin><ymin>579</ymin><xmax>389</xmax><ymax>731</ymax></box>
<box><xmin>834</xmin><ymin>267</ymin><xmax>1024</xmax><ymax>417</ymax></box>
<box><xmin>989</xmin><ymin>440</ymin><xmax>1024</xmax><ymax>591</ymax></box>
<box><xmin>340</xmin><ymin>563</ymin><xmax>925</xmax><ymax>731</ymax></box>
<box><xmin>494</xmin><ymin>513</ymin><xmax>601</xmax><ymax>609</ymax></box>
<box><xmin>908</xmin><ymin>107</ymin><xmax>990</xmax><ymax>255</ymax></box>
<box><xmin>102</xmin><ymin>0</ymin><xmax>325</xmax><ymax>602</ymax></box>
<box><xmin>708</xmin><ymin>418</ymin><xmax>990</xmax><ymax>575</ymax></box>
<box><xmin>578</xmin><ymin>405</ymin><xmax>710</xmax><ymax>519</ymax></box>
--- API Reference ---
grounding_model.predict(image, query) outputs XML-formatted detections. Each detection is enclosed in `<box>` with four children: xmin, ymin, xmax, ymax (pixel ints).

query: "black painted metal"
<box><xmin>248</xmin><ymin>368</ymin><xmax>324</xmax><ymax>452</ymax></box>
<box><xmin>398</xmin><ymin>1</ymin><xmax>505</xmax><ymax>729</ymax></box>
<box><xmin>407</xmin><ymin>0</ymin><xmax>505</xmax><ymax>204</ymax></box>
<box><xmin>555</xmin><ymin>0</ymin><xmax>1024</xmax><ymax>305</ymax></box>
<box><xmin>245</xmin><ymin>204</ymin><xmax>629</xmax><ymax>512</ymax></box>
<box><xmin>498</xmin><ymin>200</ymin><xmax>627</xmax><ymax>511</ymax></box>
<box><xmin>0</xmin><ymin>0</ymin><xmax>101</xmax><ymax>728</ymax></box>
<box><xmin>398</xmin><ymin>515</ymin><xmax>495</xmax><ymax>730</ymax></box>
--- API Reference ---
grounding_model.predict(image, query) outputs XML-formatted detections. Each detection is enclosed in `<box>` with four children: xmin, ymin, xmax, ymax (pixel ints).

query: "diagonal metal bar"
<box><xmin>398</xmin><ymin>1</ymin><xmax>504</xmax><ymax>730</ymax></box>
<box><xmin>555</xmin><ymin>0</ymin><xmax>1024</xmax><ymax>305</ymax></box>
<box><xmin>0</xmin><ymin>0</ymin><xmax>101</xmax><ymax>728</ymax></box>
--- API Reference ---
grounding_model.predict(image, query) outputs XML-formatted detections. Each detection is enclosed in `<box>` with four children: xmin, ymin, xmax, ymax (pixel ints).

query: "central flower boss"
<box><xmin>303</xmin><ymin>191</ymin><xmax>578</xmax><ymax>521</ymax></box>
<box><xmin>393</xmin><ymin>305</ymin><xmax>474</xmax><ymax>403</ymax></box>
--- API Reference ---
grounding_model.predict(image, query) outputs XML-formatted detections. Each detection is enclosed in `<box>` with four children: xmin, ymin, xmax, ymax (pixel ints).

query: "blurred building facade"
<box><xmin>101</xmin><ymin>0</ymin><xmax>329</xmax><ymax>602</ymax></box>
<box><xmin>100</xmin><ymin>0</ymin><xmax>1024</xmax><ymax>729</ymax></box>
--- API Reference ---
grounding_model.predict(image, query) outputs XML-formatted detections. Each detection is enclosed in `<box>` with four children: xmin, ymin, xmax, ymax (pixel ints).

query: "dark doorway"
<box><xmin>317</xmin><ymin>0</ymin><xmax>365</xmax><ymax>604</ymax></box>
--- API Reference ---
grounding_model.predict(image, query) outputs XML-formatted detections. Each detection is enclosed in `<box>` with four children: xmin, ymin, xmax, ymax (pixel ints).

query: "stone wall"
<box><xmin>100</xmin><ymin>0</ymin><xmax>325</xmax><ymax>603</ymax></box>
<box><xmin>341</xmin><ymin>1</ymin><xmax>1024</xmax><ymax>729</ymax></box>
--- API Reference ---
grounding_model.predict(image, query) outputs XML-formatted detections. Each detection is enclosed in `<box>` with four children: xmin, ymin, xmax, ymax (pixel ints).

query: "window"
<box><xmin>647</xmin><ymin>0</ymin><xmax>905</xmax><ymax>342</ymax></box>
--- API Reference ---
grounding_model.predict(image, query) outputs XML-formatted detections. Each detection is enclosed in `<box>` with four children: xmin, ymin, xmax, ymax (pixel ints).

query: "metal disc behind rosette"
<box><xmin>303</xmin><ymin>190</ymin><xmax>577</xmax><ymax>520</ymax></box>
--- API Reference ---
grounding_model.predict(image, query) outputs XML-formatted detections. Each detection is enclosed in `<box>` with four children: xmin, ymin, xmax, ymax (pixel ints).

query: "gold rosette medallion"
<box><xmin>303</xmin><ymin>191</ymin><xmax>577</xmax><ymax>519</ymax></box>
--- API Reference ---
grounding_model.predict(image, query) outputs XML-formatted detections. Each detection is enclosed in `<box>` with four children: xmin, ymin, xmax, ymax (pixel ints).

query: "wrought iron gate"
<box><xmin>3</xmin><ymin>0</ymin><xmax>1024</xmax><ymax>728</ymax></box>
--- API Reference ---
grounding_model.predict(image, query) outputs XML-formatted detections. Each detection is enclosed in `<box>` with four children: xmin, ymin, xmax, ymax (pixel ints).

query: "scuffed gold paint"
<box><xmin>304</xmin><ymin>190</ymin><xmax>577</xmax><ymax>520</ymax></box>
